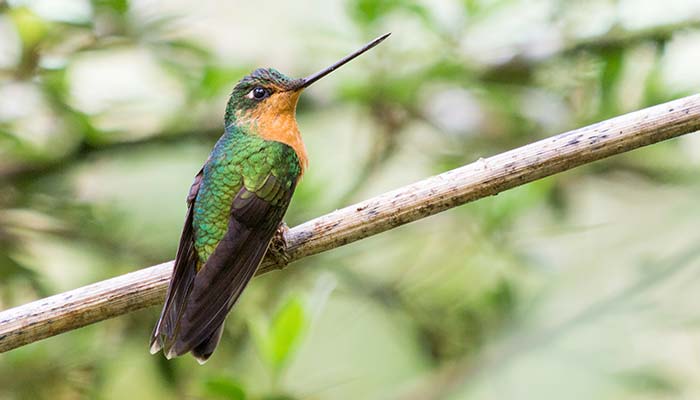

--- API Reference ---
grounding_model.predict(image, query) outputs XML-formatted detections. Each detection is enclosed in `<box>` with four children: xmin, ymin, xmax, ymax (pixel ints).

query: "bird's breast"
<box><xmin>237</xmin><ymin>91</ymin><xmax>308</xmax><ymax>175</ymax></box>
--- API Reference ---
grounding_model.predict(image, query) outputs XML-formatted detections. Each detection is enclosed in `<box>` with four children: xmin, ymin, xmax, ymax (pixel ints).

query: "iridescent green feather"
<box><xmin>192</xmin><ymin>127</ymin><xmax>301</xmax><ymax>263</ymax></box>
<box><xmin>152</xmin><ymin>67</ymin><xmax>304</xmax><ymax>363</ymax></box>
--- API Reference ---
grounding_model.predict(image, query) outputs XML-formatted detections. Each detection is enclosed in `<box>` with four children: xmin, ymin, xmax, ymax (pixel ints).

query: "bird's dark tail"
<box><xmin>191</xmin><ymin>323</ymin><xmax>224</xmax><ymax>364</ymax></box>
<box><xmin>149</xmin><ymin>204</ymin><xmax>199</xmax><ymax>357</ymax></box>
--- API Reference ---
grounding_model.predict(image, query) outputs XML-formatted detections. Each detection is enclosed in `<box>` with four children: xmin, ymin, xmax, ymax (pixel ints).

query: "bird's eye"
<box><xmin>251</xmin><ymin>87</ymin><xmax>268</xmax><ymax>100</ymax></box>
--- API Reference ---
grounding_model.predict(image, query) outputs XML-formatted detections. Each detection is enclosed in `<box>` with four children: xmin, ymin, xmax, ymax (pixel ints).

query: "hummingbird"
<box><xmin>150</xmin><ymin>33</ymin><xmax>390</xmax><ymax>363</ymax></box>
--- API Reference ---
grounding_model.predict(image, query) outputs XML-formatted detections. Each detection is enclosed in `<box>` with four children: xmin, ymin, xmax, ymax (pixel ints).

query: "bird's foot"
<box><xmin>268</xmin><ymin>222</ymin><xmax>291</xmax><ymax>268</ymax></box>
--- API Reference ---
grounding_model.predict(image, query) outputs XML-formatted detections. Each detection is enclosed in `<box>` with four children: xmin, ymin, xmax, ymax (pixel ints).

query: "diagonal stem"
<box><xmin>1</xmin><ymin>94</ymin><xmax>699</xmax><ymax>353</ymax></box>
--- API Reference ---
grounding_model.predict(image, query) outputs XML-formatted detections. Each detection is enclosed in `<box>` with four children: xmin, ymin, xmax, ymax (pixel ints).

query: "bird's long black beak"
<box><xmin>295</xmin><ymin>32</ymin><xmax>390</xmax><ymax>90</ymax></box>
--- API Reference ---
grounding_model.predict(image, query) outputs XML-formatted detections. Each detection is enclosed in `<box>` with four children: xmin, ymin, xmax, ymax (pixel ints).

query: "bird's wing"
<box><xmin>168</xmin><ymin>161</ymin><xmax>297</xmax><ymax>359</ymax></box>
<box><xmin>149</xmin><ymin>167</ymin><xmax>205</xmax><ymax>354</ymax></box>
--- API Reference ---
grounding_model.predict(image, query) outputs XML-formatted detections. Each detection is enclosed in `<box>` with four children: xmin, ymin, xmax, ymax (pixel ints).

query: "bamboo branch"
<box><xmin>1</xmin><ymin>94</ymin><xmax>699</xmax><ymax>353</ymax></box>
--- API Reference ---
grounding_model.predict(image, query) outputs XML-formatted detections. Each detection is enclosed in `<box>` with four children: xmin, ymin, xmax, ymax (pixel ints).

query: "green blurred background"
<box><xmin>2</xmin><ymin>0</ymin><xmax>700</xmax><ymax>399</ymax></box>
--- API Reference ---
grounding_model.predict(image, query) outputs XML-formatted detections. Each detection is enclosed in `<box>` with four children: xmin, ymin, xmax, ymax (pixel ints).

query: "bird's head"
<box><xmin>224</xmin><ymin>67</ymin><xmax>303</xmax><ymax>128</ymax></box>
<box><xmin>224</xmin><ymin>33</ymin><xmax>390</xmax><ymax>131</ymax></box>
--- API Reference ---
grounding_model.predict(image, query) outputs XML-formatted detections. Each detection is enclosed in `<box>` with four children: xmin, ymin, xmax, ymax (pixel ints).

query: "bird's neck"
<box><xmin>226</xmin><ymin>91</ymin><xmax>308</xmax><ymax>175</ymax></box>
<box><xmin>256</xmin><ymin>114</ymin><xmax>308</xmax><ymax>175</ymax></box>
<box><xmin>229</xmin><ymin>114</ymin><xmax>308</xmax><ymax>176</ymax></box>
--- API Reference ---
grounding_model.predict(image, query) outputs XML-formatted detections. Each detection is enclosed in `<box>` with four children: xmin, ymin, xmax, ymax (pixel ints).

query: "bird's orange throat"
<box><xmin>237</xmin><ymin>90</ymin><xmax>308</xmax><ymax>175</ymax></box>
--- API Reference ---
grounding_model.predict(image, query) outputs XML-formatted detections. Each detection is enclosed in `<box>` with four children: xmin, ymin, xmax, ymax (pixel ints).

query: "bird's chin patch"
<box><xmin>270</xmin><ymin>90</ymin><xmax>301</xmax><ymax>114</ymax></box>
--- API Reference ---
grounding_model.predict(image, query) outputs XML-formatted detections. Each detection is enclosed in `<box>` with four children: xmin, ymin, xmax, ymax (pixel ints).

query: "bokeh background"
<box><xmin>2</xmin><ymin>0</ymin><xmax>700</xmax><ymax>399</ymax></box>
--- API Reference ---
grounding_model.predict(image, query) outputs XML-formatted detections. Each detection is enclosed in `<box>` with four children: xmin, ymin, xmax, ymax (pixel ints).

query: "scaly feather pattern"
<box><xmin>151</xmin><ymin>126</ymin><xmax>301</xmax><ymax>363</ymax></box>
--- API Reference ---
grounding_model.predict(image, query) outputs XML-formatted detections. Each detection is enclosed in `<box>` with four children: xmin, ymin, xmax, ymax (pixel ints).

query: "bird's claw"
<box><xmin>268</xmin><ymin>222</ymin><xmax>290</xmax><ymax>268</ymax></box>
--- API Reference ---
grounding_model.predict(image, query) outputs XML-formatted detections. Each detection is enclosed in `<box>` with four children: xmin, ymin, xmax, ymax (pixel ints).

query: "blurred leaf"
<box><xmin>40</xmin><ymin>68</ymin><xmax>99</xmax><ymax>146</ymax></box>
<box><xmin>470</xmin><ymin>178</ymin><xmax>554</xmax><ymax>232</ymax></box>
<box><xmin>198</xmin><ymin>65</ymin><xmax>250</xmax><ymax>99</ymax></box>
<box><xmin>482</xmin><ymin>278</ymin><xmax>516</xmax><ymax>317</ymax></box>
<box><xmin>202</xmin><ymin>376</ymin><xmax>247</xmax><ymax>400</ymax></box>
<box><xmin>251</xmin><ymin>295</ymin><xmax>308</xmax><ymax>373</ymax></box>
<box><xmin>0</xmin><ymin>129</ymin><xmax>23</xmax><ymax>151</ymax></box>
<box><xmin>154</xmin><ymin>38</ymin><xmax>212</xmax><ymax>61</ymax></box>
<box><xmin>615</xmin><ymin>367</ymin><xmax>680</xmax><ymax>395</ymax></box>
<box><xmin>598</xmin><ymin>47</ymin><xmax>624</xmax><ymax>118</ymax></box>
<box><xmin>93</xmin><ymin>0</ymin><xmax>130</xmax><ymax>14</ymax></box>
<box><xmin>269</xmin><ymin>296</ymin><xmax>307</xmax><ymax>370</ymax></box>
<box><xmin>348</xmin><ymin>0</ymin><xmax>431</xmax><ymax>26</ymax></box>
<box><xmin>9</xmin><ymin>7</ymin><xmax>48</xmax><ymax>48</ymax></box>
<box><xmin>462</xmin><ymin>0</ymin><xmax>510</xmax><ymax>16</ymax></box>
<box><xmin>642</xmin><ymin>42</ymin><xmax>670</xmax><ymax>105</ymax></box>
